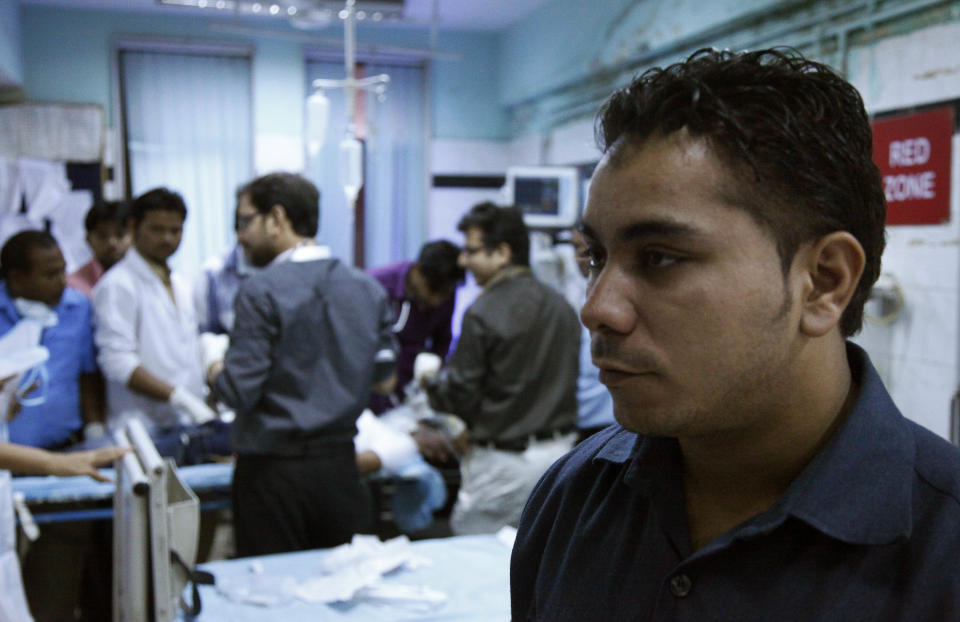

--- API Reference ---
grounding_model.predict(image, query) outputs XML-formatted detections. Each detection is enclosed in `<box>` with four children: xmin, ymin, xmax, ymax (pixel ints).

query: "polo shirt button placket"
<box><xmin>669</xmin><ymin>573</ymin><xmax>693</xmax><ymax>598</ymax></box>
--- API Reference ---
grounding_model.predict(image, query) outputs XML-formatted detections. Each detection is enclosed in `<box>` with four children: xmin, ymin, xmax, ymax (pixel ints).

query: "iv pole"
<box><xmin>309</xmin><ymin>0</ymin><xmax>390</xmax><ymax>206</ymax></box>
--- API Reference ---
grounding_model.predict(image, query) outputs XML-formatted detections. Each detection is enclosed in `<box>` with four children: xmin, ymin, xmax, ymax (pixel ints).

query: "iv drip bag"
<box><xmin>340</xmin><ymin>134</ymin><xmax>363</xmax><ymax>206</ymax></box>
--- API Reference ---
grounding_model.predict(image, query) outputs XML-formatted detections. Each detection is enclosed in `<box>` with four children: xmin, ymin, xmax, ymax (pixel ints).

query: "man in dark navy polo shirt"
<box><xmin>511</xmin><ymin>48</ymin><xmax>960</xmax><ymax>621</ymax></box>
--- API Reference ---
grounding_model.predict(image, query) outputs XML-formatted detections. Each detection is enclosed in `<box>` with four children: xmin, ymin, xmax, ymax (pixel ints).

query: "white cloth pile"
<box><xmin>216</xmin><ymin>535</ymin><xmax>446</xmax><ymax>612</ymax></box>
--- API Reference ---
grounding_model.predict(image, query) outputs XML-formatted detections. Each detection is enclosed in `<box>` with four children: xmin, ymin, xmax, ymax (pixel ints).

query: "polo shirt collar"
<box><xmin>781</xmin><ymin>343</ymin><xmax>913</xmax><ymax>545</ymax></box>
<box><xmin>482</xmin><ymin>265</ymin><xmax>530</xmax><ymax>293</ymax></box>
<box><xmin>593</xmin><ymin>342</ymin><xmax>914</xmax><ymax>546</ymax></box>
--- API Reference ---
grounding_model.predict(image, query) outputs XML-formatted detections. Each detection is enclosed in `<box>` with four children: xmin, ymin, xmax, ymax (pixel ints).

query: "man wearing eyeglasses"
<box><xmin>421</xmin><ymin>202</ymin><xmax>580</xmax><ymax>535</ymax></box>
<box><xmin>207</xmin><ymin>172</ymin><xmax>397</xmax><ymax>557</ymax></box>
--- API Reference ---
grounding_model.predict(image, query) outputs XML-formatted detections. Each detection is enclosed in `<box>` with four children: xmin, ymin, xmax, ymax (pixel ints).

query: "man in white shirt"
<box><xmin>92</xmin><ymin>188</ymin><xmax>219</xmax><ymax>460</ymax></box>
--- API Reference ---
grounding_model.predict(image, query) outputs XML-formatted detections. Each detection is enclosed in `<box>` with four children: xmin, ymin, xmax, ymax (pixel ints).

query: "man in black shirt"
<box><xmin>424</xmin><ymin>202</ymin><xmax>579</xmax><ymax>535</ymax></box>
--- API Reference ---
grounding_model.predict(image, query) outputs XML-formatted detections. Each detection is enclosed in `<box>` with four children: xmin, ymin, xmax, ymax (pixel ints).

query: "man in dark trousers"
<box><xmin>511</xmin><ymin>47</ymin><xmax>960</xmax><ymax>621</ymax></box>
<box><xmin>208</xmin><ymin>172</ymin><xmax>397</xmax><ymax>556</ymax></box>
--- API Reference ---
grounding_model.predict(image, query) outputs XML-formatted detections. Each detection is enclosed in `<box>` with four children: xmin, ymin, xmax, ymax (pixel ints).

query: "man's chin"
<box><xmin>611</xmin><ymin>396</ymin><xmax>687</xmax><ymax>436</ymax></box>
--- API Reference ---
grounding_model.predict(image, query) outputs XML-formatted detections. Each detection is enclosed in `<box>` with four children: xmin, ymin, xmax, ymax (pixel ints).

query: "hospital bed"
<box><xmin>11</xmin><ymin>462</ymin><xmax>234</xmax><ymax>525</ymax></box>
<box><xmin>12</xmin><ymin>461</ymin><xmax>441</xmax><ymax>537</ymax></box>
<box><xmin>174</xmin><ymin>533</ymin><xmax>511</xmax><ymax>621</ymax></box>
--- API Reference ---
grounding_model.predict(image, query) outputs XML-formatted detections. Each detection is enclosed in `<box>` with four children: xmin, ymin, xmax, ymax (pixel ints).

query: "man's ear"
<box><xmin>798</xmin><ymin>231</ymin><xmax>865</xmax><ymax>337</ymax></box>
<box><xmin>267</xmin><ymin>204</ymin><xmax>289</xmax><ymax>233</ymax></box>
<box><xmin>495</xmin><ymin>242</ymin><xmax>513</xmax><ymax>266</ymax></box>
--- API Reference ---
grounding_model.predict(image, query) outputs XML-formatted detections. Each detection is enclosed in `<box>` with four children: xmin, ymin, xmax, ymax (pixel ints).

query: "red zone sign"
<box><xmin>871</xmin><ymin>106</ymin><xmax>954</xmax><ymax>225</ymax></box>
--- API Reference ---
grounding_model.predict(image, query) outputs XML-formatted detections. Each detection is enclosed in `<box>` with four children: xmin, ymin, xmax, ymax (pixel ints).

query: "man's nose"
<box><xmin>580</xmin><ymin>268</ymin><xmax>636</xmax><ymax>335</ymax></box>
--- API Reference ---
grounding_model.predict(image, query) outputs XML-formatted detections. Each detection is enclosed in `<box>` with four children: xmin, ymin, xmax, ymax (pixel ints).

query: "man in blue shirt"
<box><xmin>0</xmin><ymin>229</ymin><xmax>106</xmax><ymax>621</ymax></box>
<box><xmin>0</xmin><ymin>230</ymin><xmax>102</xmax><ymax>449</ymax></box>
<box><xmin>511</xmin><ymin>48</ymin><xmax>960</xmax><ymax>620</ymax></box>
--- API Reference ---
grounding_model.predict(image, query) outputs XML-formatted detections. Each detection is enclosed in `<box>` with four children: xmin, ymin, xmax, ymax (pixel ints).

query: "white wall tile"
<box><xmin>848</xmin><ymin>31</ymin><xmax>960</xmax><ymax>443</ymax></box>
<box><xmin>885</xmin><ymin>356</ymin><xmax>956</xmax><ymax>440</ymax></box>
<box><xmin>545</xmin><ymin>117</ymin><xmax>599</xmax><ymax>165</ymax></box>
<box><xmin>428</xmin><ymin>187</ymin><xmax>504</xmax><ymax>242</ymax></box>
<box><xmin>849</xmin><ymin>23</ymin><xmax>960</xmax><ymax>114</ymax></box>
<box><xmin>431</xmin><ymin>138</ymin><xmax>511</xmax><ymax>175</ymax></box>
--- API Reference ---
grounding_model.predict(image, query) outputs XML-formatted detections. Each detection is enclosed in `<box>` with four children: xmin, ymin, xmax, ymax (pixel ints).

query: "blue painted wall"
<box><xmin>434</xmin><ymin>30</ymin><xmax>507</xmax><ymax>140</ymax></box>
<box><xmin>0</xmin><ymin>0</ymin><xmax>22</xmax><ymax>86</ymax></box>
<box><xmin>19</xmin><ymin>5</ymin><xmax>505</xmax><ymax>139</ymax></box>
<box><xmin>497</xmin><ymin>0</ymin><xmax>803</xmax><ymax>134</ymax></box>
<box><xmin>498</xmin><ymin>0</ymin><xmax>635</xmax><ymax>108</ymax></box>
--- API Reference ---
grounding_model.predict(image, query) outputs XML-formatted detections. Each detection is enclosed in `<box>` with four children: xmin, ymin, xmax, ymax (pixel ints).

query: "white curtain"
<box><xmin>305</xmin><ymin>60</ymin><xmax>427</xmax><ymax>267</ymax></box>
<box><xmin>120</xmin><ymin>50</ymin><xmax>252</xmax><ymax>277</ymax></box>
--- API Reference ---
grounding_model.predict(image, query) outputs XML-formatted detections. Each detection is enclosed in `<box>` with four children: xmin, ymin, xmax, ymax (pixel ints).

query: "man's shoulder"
<box><xmin>533</xmin><ymin>425</ymin><xmax>632</xmax><ymax>497</ymax></box>
<box><xmin>247</xmin><ymin>258</ymin><xmax>386</xmax><ymax>298</ymax></box>
<box><xmin>92</xmin><ymin>257</ymin><xmax>136</xmax><ymax>294</ymax></box>
<box><xmin>368</xmin><ymin>260</ymin><xmax>409</xmax><ymax>287</ymax></box>
<box><xmin>321</xmin><ymin>259</ymin><xmax>389</xmax><ymax>297</ymax></box>
<box><xmin>59</xmin><ymin>287</ymin><xmax>92</xmax><ymax>312</ymax></box>
<box><xmin>480</xmin><ymin>270</ymin><xmax>578</xmax><ymax>327</ymax></box>
<box><xmin>498</xmin><ymin>270</ymin><xmax>574</xmax><ymax>305</ymax></box>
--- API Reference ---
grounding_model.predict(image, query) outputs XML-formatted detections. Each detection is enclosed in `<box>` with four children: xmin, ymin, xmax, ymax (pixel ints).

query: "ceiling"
<box><xmin>17</xmin><ymin>0</ymin><xmax>556</xmax><ymax>31</ymax></box>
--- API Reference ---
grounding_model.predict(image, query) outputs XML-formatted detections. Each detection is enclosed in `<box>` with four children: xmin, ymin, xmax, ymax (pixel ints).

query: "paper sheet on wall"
<box><xmin>0</xmin><ymin>104</ymin><xmax>103</xmax><ymax>162</ymax></box>
<box><xmin>50</xmin><ymin>190</ymin><xmax>94</xmax><ymax>274</ymax></box>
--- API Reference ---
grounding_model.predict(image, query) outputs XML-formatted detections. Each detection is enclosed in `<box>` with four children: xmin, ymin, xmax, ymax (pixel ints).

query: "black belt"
<box><xmin>243</xmin><ymin>435</ymin><xmax>355</xmax><ymax>458</ymax></box>
<box><xmin>474</xmin><ymin>426</ymin><xmax>575</xmax><ymax>452</ymax></box>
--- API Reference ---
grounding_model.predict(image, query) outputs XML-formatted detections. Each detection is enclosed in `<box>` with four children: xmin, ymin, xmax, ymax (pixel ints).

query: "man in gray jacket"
<box><xmin>207</xmin><ymin>172</ymin><xmax>396</xmax><ymax>556</ymax></box>
<box><xmin>424</xmin><ymin>202</ymin><xmax>579</xmax><ymax>535</ymax></box>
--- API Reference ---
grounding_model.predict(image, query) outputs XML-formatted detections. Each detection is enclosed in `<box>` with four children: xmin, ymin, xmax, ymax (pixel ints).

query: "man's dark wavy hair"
<box><xmin>84</xmin><ymin>199</ymin><xmax>129</xmax><ymax>232</ymax></box>
<box><xmin>130</xmin><ymin>188</ymin><xmax>187</xmax><ymax>226</ymax></box>
<box><xmin>596</xmin><ymin>47</ymin><xmax>886</xmax><ymax>336</ymax></box>
<box><xmin>417</xmin><ymin>240</ymin><xmax>465</xmax><ymax>293</ymax></box>
<box><xmin>457</xmin><ymin>202</ymin><xmax>530</xmax><ymax>267</ymax></box>
<box><xmin>239</xmin><ymin>172</ymin><xmax>320</xmax><ymax>238</ymax></box>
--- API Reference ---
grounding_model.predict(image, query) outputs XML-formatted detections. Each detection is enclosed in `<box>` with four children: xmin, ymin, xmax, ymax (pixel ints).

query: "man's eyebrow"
<box><xmin>580</xmin><ymin>219</ymin><xmax>700</xmax><ymax>244</ymax></box>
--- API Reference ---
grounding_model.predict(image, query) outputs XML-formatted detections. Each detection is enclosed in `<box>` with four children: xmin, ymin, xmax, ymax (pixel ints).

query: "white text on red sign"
<box><xmin>885</xmin><ymin>136</ymin><xmax>936</xmax><ymax>202</ymax></box>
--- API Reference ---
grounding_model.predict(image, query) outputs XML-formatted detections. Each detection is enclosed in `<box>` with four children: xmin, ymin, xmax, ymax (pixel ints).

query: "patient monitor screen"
<box><xmin>514</xmin><ymin>176</ymin><xmax>561</xmax><ymax>217</ymax></box>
